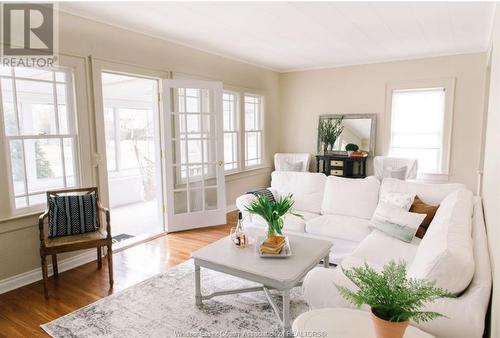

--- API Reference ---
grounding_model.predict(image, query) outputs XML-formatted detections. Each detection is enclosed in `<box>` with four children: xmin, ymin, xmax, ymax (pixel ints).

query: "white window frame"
<box><xmin>222</xmin><ymin>90</ymin><xmax>240</xmax><ymax>173</ymax></box>
<box><xmin>0</xmin><ymin>55</ymin><xmax>92</xmax><ymax>218</ymax></box>
<box><xmin>243</xmin><ymin>93</ymin><xmax>264</xmax><ymax>169</ymax></box>
<box><xmin>385</xmin><ymin>78</ymin><xmax>455</xmax><ymax>179</ymax></box>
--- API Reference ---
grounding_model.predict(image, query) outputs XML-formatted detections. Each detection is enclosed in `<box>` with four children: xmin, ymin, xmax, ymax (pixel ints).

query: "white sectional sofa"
<box><xmin>236</xmin><ymin>171</ymin><xmax>492</xmax><ymax>338</ymax></box>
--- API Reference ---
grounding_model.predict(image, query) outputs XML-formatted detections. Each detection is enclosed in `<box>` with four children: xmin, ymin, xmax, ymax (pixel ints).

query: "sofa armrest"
<box><xmin>236</xmin><ymin>194</ymin><xmax>256</xmax><ymax>211</ymax></box>
<box><xmin>235</xmin><ymin>188</ymin><xmax>279</xmax><ymax>212</ymax></box>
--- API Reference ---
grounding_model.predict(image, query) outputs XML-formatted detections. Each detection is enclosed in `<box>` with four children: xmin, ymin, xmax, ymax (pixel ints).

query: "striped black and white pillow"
<box><xmin>48</xmin><ymin>194</ymin><xmax>98</xmax><ymax>238</ymax></box>
<box><xmin>246</xmin><ymin>188</ymin><xmax>276</xmax><ymax>203</ymax></box>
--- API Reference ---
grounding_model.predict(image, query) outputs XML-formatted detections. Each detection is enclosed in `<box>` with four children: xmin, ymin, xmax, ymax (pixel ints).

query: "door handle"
<box><xmin>217</xmin><ymin>160</ymin><xmax>224</xmax><ymax>166</ymax></box>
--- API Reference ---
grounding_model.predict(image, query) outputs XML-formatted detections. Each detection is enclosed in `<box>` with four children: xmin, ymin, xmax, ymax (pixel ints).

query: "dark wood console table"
<box><xmin>315</xmin><ymin>154</ymin><xmax>367</xmax><ymax>178</ymax></box>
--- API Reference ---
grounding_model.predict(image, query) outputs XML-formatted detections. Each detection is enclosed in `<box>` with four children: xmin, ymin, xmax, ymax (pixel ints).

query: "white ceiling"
<box><xmin>60</xmin><ymin>2</ymin><xmax>495</xmax><ymax>72</ymax></box>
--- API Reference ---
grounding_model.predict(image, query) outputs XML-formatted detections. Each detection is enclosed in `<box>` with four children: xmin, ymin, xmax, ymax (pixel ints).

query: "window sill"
<box><xmin>225</xmin><ymin>166</ymin><xmax>272</xmax><ymax>182</ymax></box>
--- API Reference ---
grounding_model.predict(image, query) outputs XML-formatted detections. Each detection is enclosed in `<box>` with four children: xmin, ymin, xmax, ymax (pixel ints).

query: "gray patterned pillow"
<box><xmin>282</xmin><ymin>160</ymin><xmax>303</xmax><ymax>172</ymax></box>
<box><xmin>48</xmin><ymin>194</ymin><xmax>98</xmax><ymax>238</ymax></box>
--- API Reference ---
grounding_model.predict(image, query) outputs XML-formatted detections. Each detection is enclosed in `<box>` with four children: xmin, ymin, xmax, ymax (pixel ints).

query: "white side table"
<box><xmin>292</xmin><ymin>308</ymin><xmax>435</xmax><ymax>338</ymax></box>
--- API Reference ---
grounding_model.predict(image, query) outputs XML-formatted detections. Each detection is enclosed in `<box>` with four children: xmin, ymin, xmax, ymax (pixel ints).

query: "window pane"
<box><xmin>245</xmin><ymin>103</ymin><xmax>256</xmax><ymax>130</ymax></box>
<box><xmin>28</xmin><ymin>193</ymin><xmax>46</xmax><ymax>206</ymax></box>
<box><xmin>187</xmin><ymin>139</ymin><xmax>202</xmax><ymax>163</ymax></box>
<box><xmin>246</xmin><ymin>131</ymin><xmax>261</xmax><ymax>166</ymax></box>
<box><xmin>63</xmin><ymin>138</ymin><xmax>76</xmax><ymax>187</ymax></box>
<box><xmin>223</xmin><ymin>92</ymin><xmax>238</xmax><ymax>171</ymax></box>
<box><xmin>14</xmin><ymin>68</ymin><xmax>53</xmax><ymax>81</ymax></box>
<box><xmin>56</xmin><ymin>83</ymin><xmax>69</xmax><ymax>134</ymax></box>
<box><xmin>25</xmin><ymin>139</ymin><xmax>64</xmax><ymax>193</ymax></box>
<box><xmin>16</xmin><ymin>80</ymin><xmax>56</xmax><ymax>135</ymax></box>
<box><xmin>224</xmin><ymin>132</ymin><xmax>237</xmax><ymax>170</ymax></box>
<box><xmin>205</xmin><ymin>187</ymin><xmax>217</xmax><ymax>210</ymax></box>
<box><xmin>244</xmin><ymin>94</ymin><xmax>263</xmax><ymax>166</ymax></box>
<box><xmin>15</xmin><ymin>197</ymin><xmax>27</xmax><ymax>209</ymax></box>
<box><xmin>9</xmin><ymin>139</ymin><xmax>25</xmax><ymax>196</ymax></box>
<box><xmin>0</xmin><ymin>65</ymin><xmax>11</xmax><ymax>76</ymax></box>
<box><xmin>390</xmin><ymin>88</ymin><xmax>445</xmax><ymax>173</ymax></box>
<box><xmin>1</xmin><ymin>78</ymin><xmax>18</xmax><ymax>135</ymax></box>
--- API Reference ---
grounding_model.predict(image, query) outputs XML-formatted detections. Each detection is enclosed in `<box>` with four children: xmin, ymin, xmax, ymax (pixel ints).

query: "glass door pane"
<box><xmin>163</xmin><ymin>80</ymin><xmax>226</xmax><ymax>232</ymax></box>
<box><xmin>101</xmin><ymin>72</ymin><xmax>164</xmax><ymax>243</ymax></box>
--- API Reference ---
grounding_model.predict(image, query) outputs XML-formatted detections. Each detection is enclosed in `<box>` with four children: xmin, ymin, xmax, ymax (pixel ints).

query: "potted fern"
<box><xmin>245</xmin><ymin>194</ymin><xmax>302</xmax><ymax>239</ymax></box>
<box><xmin>336</xmin><ymin>261</ymin><xmax>453</xmax><ymax>338</ymax></box>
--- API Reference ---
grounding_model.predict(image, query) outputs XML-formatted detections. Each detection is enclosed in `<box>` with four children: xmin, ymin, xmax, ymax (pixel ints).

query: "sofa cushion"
<box><xmin>352</xmin><ymin>231</ymin><xmax>420</xmax><ymax>267</ymax></box>
<box><xmin>380</xmin><ymin>178</ymin><xmax>465</xmax><ymax>206</ymax></box>
<box><xmin>408</xmin><ymin>189</ymin><xmax>474</xmax><ymax>294</ymax></box>
<box><xmin>250</xmin><ymin>210</ymin><xmax>320</xmax><ymax>233</ymax></box>
<box><xmin>271</xmin><ymin>171</ymin><xmax>326</xmax><ymax>214</ymax></box>
<box><xmin>306</xmin><ymin>214</ymin><xmax>371</xmax><ymax>242</ymax></box>
<box><xmin>321</xmin><ymin>176</ymin><xmax>380</xmax><ymax>219</ymax></box>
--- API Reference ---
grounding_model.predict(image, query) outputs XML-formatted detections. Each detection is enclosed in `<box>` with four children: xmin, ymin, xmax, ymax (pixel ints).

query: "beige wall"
<box><xmin>0</xmin><ymin>12</ymin><xmax>277</xmax><ymax>281</ymax></box>
<box><xmin>279</xmin><ymin>53</ymin><xmax>487</xmax><ymax>192</ymax></box>
<box><xmin>482</xmin><ymin>7</ymin><xmax>500</xmax><ymax>338</ymax></box>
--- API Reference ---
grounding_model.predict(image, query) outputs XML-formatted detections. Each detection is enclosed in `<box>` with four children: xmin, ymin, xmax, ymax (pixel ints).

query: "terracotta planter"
<box><xmin>370</xmin><ymin>310</ymin><xmax>409</xmax><ymax>338</ymax></box>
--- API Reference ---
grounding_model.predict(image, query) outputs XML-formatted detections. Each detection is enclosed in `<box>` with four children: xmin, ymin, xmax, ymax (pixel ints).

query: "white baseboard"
<box><xmin>0</xmin><ymin>249</ymin><xmax>99</xmax><ymax>295</ymax></box>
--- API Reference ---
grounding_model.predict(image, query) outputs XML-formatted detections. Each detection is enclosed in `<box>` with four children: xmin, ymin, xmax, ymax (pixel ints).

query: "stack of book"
<box><xmin>350</xmin><ymin>151</ymin><xmax>368</xmax><ymax>157</ymax></box>
<box><xmin>260</xmin><ymin>236</ymin><xmax>286</xmax><ymax>255</ymax></box>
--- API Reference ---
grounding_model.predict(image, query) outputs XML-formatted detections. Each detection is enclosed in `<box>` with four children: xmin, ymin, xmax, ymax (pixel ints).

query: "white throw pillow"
<box><xmin>282</xmin><ymin>160</ymin><xmax>303</xmax><ymax>172</ymax></box>
<box><xmin>271</xmin><ymin>171</ymin><xmax>326</xmax><ymax>214</ymax></box>
<box><xmin>380</xmin><ymin>192</ymin><xmax>415</xmax><ymax>210</ymax></box>
<box><xmin>369</xmin><ymin>202</ymin><xmax>425</xmax><ymax>242</ymax></box>
<box><xmin>321</xmin><ymin>176</ymin><xmax>380</xmax><ymax>219</ymax></box>
<box><xmin>407</xmin><ymin>189</ymin><xmax>474</xmax><ymax>294</ymax></box>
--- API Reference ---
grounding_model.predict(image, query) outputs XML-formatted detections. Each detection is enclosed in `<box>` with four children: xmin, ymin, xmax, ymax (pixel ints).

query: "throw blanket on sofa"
<box><xmin>246</xmin><ymin>188</ymin><xmax>276</xmax><ymax>203</ymax></box>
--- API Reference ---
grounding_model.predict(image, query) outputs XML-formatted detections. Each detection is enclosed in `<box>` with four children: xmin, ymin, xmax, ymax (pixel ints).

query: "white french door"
<box><xmin>162</xmin><ymin>79</ymin><xmax>226</xmax><ymax>232</ymax></box>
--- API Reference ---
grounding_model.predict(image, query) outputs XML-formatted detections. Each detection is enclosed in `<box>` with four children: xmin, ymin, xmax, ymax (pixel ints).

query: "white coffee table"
<box><xmin>292</xmin><ymin>308</ymin><xmax>435</xmax><ymax>338</ymax></box>
<box><xmin>191</xmin><ymin>234</ymin><xmax>332</xmax><ymax>334</ymax></box>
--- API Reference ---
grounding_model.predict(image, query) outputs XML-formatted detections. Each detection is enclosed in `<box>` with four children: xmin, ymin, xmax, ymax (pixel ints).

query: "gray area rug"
<box><xmin>42</xmin><ymin>260</ymin><xmax>309</xmax><ymax>337</ymax></box>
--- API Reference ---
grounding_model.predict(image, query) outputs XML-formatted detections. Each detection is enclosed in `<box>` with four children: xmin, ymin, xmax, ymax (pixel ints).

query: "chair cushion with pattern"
<box><xmin>48</xmin><ymin>194</ymin><xmax>98</xmax><ymax>238</ymax></box>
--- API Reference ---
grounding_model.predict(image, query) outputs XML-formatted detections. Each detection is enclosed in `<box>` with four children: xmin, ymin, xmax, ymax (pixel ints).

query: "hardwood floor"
<box><xmin>0</xmin><ymin>211</ymin><xmax>238</xmax><ymax>337</ymax></box>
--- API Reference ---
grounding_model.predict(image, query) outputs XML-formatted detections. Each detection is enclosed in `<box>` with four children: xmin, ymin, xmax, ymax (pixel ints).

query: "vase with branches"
<box><xmin>336</xmin><ymin>261</ymin><xmax>454</xmax><ymax>338</ymax></box>
<box><xmin>318</xmin><ymin>116</ymin><xmax>344</xmax><ymax>153</ymax></box>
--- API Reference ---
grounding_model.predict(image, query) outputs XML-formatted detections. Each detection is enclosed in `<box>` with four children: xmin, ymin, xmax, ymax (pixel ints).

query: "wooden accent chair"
<box><xmin>38</xmin><ymin>187</ymin><xmax>113</xmax><ymax>298</ymax></box>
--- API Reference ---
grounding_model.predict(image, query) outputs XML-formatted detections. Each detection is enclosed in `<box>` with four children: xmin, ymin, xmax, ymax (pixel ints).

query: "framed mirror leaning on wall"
<box><xmin>317</xmin><ymin>114</ymin><xmax>377</xmax><ymax>156</ymax></box>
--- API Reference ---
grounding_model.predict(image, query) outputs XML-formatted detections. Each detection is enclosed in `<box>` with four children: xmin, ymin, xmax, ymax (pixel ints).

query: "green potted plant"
<box><xmin>318</xmin><ymin>117</ymin><xmax>344</xmax><ymax>153</ymax></box>
<box><xmin>336</xmin><ymin>261</ymin><xmax>453</xmax><ymax>338</ymax></box>
<box><xmin>345</xmin><ymin>143</ymin><xmax>359</xmax><ymax>157</ymax></box>
<box><xmin>245</xmin><ymin>194</ymin><xmax>302</xmax><ymax>239</ymax></box>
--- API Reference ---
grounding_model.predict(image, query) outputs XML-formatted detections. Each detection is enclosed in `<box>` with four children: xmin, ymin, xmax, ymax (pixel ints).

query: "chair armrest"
<box><xmin>97</xmin><ymin>202</ymin><xmax>111</xmax><ymax>238</ymax></box>
<box><xmin>38</xmin><ymin>211</ymin><xmax>49</xmax><ymax>247</ymax></box>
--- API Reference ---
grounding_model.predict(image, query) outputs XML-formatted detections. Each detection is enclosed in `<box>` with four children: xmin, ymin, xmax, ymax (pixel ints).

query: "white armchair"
<box><xmin>274</xmin><ymin>153</ymin><xmax>310</xmax><ymax>172</ymax></box>
<box><xmin>373</xmin><ymin>156</ymin><xmax>418</xmax><ymax>180</ymax></box>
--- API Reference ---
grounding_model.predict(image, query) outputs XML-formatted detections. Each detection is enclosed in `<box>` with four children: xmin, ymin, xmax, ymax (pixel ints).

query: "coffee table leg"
<box><xmin>195</xmin><ymin>264</ymin><xmax>202</xmax><ymax>306</ymax></box>
<box><xmin>282</xmin><ymin>289</ymin><xmax>291</xmax><ymax>336</ymax></box>
<box><xmin>323</xmin><ymin>254</ymin><xmax>330</xmax><ymax>268</ymax></box>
